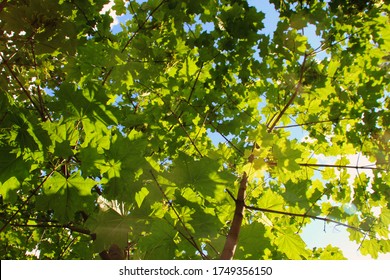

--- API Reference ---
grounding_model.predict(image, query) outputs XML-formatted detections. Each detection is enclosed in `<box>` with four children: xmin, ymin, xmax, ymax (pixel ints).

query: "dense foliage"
<box><xmin>0</xmin><ymin>0</ymin><xmax>389</xmax><ymax>260</ymax></box>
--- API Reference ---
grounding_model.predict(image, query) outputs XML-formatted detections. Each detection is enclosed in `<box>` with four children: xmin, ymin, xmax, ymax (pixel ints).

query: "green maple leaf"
<box><xmin>257</xmin><ymin>189</ymin><xmax>285</xmax><ymax>211</ymax></box>
<box><xmin>138</xmin><ymin>219</ymin><xmax>178</xmax><ymax>260</ymax></box>
<box><xmin>36</xmin><ymin>172</ymin><xmax>96</xmax><ymax>222</ymax></box>
<box><xmin>167</xmin><ymin>153</ymin><xmax>235</xmax><ymax>201</ymax></box>
<box><xmin>235</xmin><ymin>223</ymin><xmax>272</xmax><ymax>260</ymax></box>
<box><xmin>275</xmin><ymin>229</ymin><xmax>310</xmax><ymax>259</ymax></box>
<box><xmin>0</xmin><ymin>148</ymin><xmax>31</xmax><ymax>204</ymax></box>
<box><xmin>86</xmin><ymin>206</ymin><xmax>133</xmax><ymax>252</ymax></box>
<box><xmin>360</xmin><ymin>239</ymin><xmax>380</xmax><ymax>259</ymax></box>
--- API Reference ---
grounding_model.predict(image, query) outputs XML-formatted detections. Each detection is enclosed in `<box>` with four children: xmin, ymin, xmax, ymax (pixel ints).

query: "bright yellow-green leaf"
<box><xmin>257</xmin><ymin>189</ymin><xmax>285</xmax><ymax>211</ymax></box>
<box><xmin>135</xmin><ymin>187</ymin><xmax>150</xmax><ymax>208</ymax></box>
<box><xmin>0</xmin><ymin>177</ymin><xmax>20</xmax><ymax>204</ymax></box>
<box><xmin>327</xmin><ymin>59</ymin><xmax>340</xmax><ymax>77</ymax></box>
<box><xmin>361</xmin><ymin>239</ymin><xmax>380</xmax><ymax>259</ymax></box>
<box><xmin>275</xmin><ymin>230</ymin><xmax>309</xmax><ymax>259</ymax></box>
<box><xmin>380</xmin><ymin>208</ymin><xmax>390</xmax><ymax>225</ymax></box>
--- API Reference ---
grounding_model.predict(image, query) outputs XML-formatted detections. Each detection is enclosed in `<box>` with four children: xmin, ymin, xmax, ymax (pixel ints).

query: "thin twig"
<box><xmin>9</xmin><ymin>223</ymin><xmax>93</xmax><ymax>237</ymax></box>
<box><xmin>30</xmin><ymin>40</ymin><xmax>50</xmax><ymax>121</ymax></box>
<box><xmin>1</xmin><ymin>53</ymin><xmax>46</xmax><ymax>120</ymax></box>
<box><xmin>102</xmin><ymin>0</ymin><xmax>167</xmax><ymax>85</ymax></box>
<box><xmin>178</xmin><ymin>97</ymin><xmax>244</xmax><ymax>155</ymax></box>
<box><xmin>149</xmin><ymin>170</ymin><xmax>208</xmax><ymax>259</ymax></box>
<box><xmin>267</xmin><ymin>53</ymin><xmax>308</xmax><ymax>132</ymax></box>
<box><xmin>169</xmin><ymin>109</ymin><xmax>203</xmax><ymax>158</ymax></box>
<box><xmin>266</xmin><ymin>161</ymin><xmax>384</xmax><ymax>171</ymax></box>
<box><xmin>226</xmin><ymin>189</ymin><xmax>365</xmax><ymax>233</ymax></box>
<box><xmin>0</xmin><ymin>162</ymin><xmax>64</xmax><ymax>233</ymax></box>
<box><xmin>187</xmin><ymin>62</ymin><xmax>204</xmax><ymax>103</ymax></box>
<box><xmin>297</xmin><ymin>187</ymin><xmax>330</xmax><ymax>233</ymax></box>
<box><xmin>310</xmin><ymin>30</ymin><xmax>363</xmax><ymax>57</ymax></box>
<box><xmin>121</xmin><ymin>0</ymin><xmax>167</xmax><ymax>53</ymax></box>
<box><xmin>274</xmin><ymin>117</ymin><xmax>354</xmax><ymax>129</ymax></box>
<box><xmin>298</xmin><ymin>163</ymin><xmax>384</xmax><ymax>171</ymax></box>
<box><xmin>207</xmin><ymin>121</ymin><xmax>244</xmax><ymax>155</ymax></box>
<box><xmin>59</xmin><ymin>236</ymin><xmax>78</xmax><ymax>259</ymax></box>
<box><xmin>137</xmin><ymin>81</ymin><xmax>203</xmax><ymax>157</ymax></box>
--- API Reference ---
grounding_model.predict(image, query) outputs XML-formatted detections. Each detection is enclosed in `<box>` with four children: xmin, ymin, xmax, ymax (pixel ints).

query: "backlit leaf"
<box><xmin>275</xmin><ymin>230</ymin><xmax>310</xmax><ymax>259</ymax></box>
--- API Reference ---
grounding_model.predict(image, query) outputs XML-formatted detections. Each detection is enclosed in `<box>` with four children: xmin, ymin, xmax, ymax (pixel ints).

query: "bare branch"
<box><xmin>299</xmin><ymin>162</ymin><xmax>385</xmax><ymax>171</ymax></box>
<box><xmin>274</xmin><ymin>117</ymin><xmax>354</xmax><ymax>129</ymax></box>
<box><xmin>227</xmin><ymin>189</ymin><xmax>365</xmax><ymax>233</ymax></box>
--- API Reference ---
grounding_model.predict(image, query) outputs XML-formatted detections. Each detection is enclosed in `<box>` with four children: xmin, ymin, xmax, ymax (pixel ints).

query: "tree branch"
<box><xmin>0</xmin><ymin>162</ymin><xmax>64</xmax><ymax>233</ymax></box>
<box><xmin>9</xmin><ymin>223</ymin><xmax>93</xmax><ymax>237</ymax></box>
<box><xmin>267</xmin><ymin>53</ymin><xmax>308</xmax><ymax>132</ymax></box>
<box><xmin>247</xmin><ymin>204</ymin><xmax>364</xmax><ymax>233</ymax></box>
<box><xmin>220</xmin><ymin>171</ymin><xmax>248</xmax><ymax>260</ymax></box>
<box><xmin>30</xmin><ymin>39</ymin><xmax>50</xmax><ymax>121</ymax></box>
<box><xmin>187</xmin><ymin>62</ymin><xmax>204</xmax><ymax>103</ymax></box>
<box><xmin>299</xmin><ymin>162</ymin><xmax>384</xmax><ymax>171</ymax></box>
<box><xmin>274</xmin><ymin>117</ymin><xmax>354</xmax><ymax>129</ymax></box>
<box><xmin>102</xmin><ymin>0</ymin><xmax>167</xmax><ymax>85</ymax></box>
<box><xmin>0</xmin><ymin>0</ymin><xmax>7</xmax><ymax>13</ymax></box>
<box><xmin>225</xmin><ymin>189</ymin><xmax>365</xmax><ymax>233</ymax></box>
<box><xmin>169</xmin><ymin>109</ymin><xmax>203</xmax><ymax>158</ymax></box>
<box><xmin>265</xmin><ymin>161</ymin><xmax>385</xmax><ymax>171</ymax></box>
<box><xmin>121</xmin><ymin>0</ymin><xmax>167</xmax><ymax>52</ymax></box>
<box><xmin>137</xmin><ymin>80</ymin><xmax>203</xmax><ymax>157</ymax></box>
<box><xmin>1</xmin><ymin>53</ymin><xmax>46</xmax><ymax>120</ymax></box>
<box><xmin>207</xmin><ymin>121</ymin><xmax>244</xmax><ymax>155</ymax></box>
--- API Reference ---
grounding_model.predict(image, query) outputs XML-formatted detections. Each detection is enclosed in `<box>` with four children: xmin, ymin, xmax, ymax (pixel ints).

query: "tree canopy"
<box><xmin>0</xmin><ymin>0</ymin><xmax>389</xmax><ymax>260</ymax></box>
